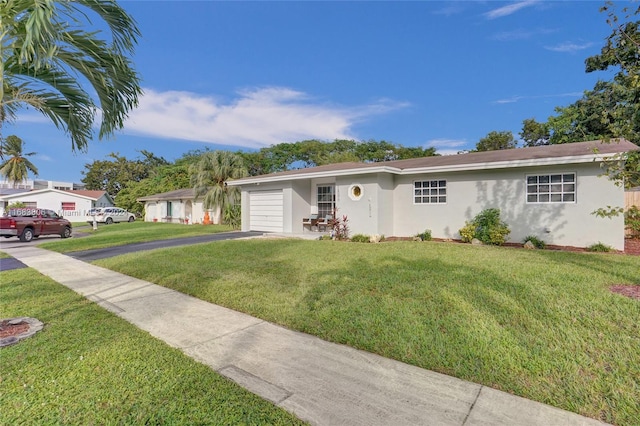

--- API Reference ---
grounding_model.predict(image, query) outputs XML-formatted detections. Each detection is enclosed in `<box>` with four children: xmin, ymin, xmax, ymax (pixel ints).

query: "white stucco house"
<box><xmin>0</xmin><ymin>189</ymin><xmax>114</xmax><ymax>219</ymax></box>
<box><xmin>137</xmin><ymin>188</ymin><xmax>210</xmax><ymax>224</ymax></box>
<box><xmin>227</xmin><ymin>139</ymin><xmax>639</xmax><ymax>251</ymax></box>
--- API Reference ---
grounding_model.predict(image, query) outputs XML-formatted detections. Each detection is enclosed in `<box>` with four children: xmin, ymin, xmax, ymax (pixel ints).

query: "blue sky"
<box><xmin>10</xmin><ymin>0</ymin><xmax>622</xmax><ymax>183</ymax></box>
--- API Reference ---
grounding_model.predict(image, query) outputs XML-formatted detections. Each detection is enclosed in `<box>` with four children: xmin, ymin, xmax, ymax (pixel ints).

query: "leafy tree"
<box><xmin>238</xmin><ymin>139</ymin><xmax>439</xmax><ymax>176</ymax></box>
<box><xmin>0</xmin><ymin>135</ymin><xmax>38</xmax><ymax>187</ymax></box>
<box><xmin>82</xmin><ymin>151</ymin><xmax>167</xmax><ymax>197</ymax></box>
<box><xmin>520</xmin><ymin>118</ymin><xmax>550</xmax><ymax>147</ymax></box>
<box><xmin>115</xmin><ymin>163</ymin><xmax>191</xmax><ymax>214</ymax></box>
<box><xmin>584</xmin><ymin>2</ymin><xmax>640</xmax><ymax>143</ymax></box>
<box><xmin>0</xmin><ymin>0</ymin><xmax>141</xmax><ymax>151</ymax></box>
<box><xmin>474</xmin><ymin>131</ymin><xmax>517</xmax><ymax>152</ymax></box>
<box><xmin>190</xmin><ymin>151</ymin><xmax>248</xmax><ymax>224</ymax></box>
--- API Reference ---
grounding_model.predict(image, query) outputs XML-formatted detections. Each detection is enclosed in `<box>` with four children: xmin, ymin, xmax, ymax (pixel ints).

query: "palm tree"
<box><xmin>0</xmin><ymin>0</ymin><xmax>141</xmax><ymax>152</ymax></box>
<box><xmin>190</xmin><ymin>151</ymin><xmax>248</xmax><ymax>224</ymax></box>
<box><xmin>0</xmin><ymin>135</ymin><xmax>38</xmax><ymax>188</ymax></box>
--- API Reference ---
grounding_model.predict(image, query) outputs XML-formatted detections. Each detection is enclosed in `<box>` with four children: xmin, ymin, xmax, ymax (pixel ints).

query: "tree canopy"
<box><xmin>474</xmin><ymin>131</ymin><xmax>517</xmax><ymax>152</ymax></box>
<box><xmin>0</xmin><ymin>0</ymin><xmax>141</xmax><ymax>151</ymax></box>
<box><xmin>0</xmin><ymin>135</ymin><xmax>38</xmax><ymax>187</ymax></box>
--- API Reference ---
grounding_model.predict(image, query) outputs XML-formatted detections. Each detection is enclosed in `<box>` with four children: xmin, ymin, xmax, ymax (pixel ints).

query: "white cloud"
<box><xmin>123</xmin><ymin>87</ymin><xmax>409</xmax><ymax>149</ymax></box>
<box><xmin>484</xmin><ymin>1</ymin><xmax>539</xmax><ymax>19</ymax></box>
<box><xmin>426</xmin><ymin>138</ymin><xmax>468</xmax><ymax>155</ymax></box>
<box><xmin>544</xmin><ymin>41</ymin><xmax>594</xmax><ymax>53</ymax></box>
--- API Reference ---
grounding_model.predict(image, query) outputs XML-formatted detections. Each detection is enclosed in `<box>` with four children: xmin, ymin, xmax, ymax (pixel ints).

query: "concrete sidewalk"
<box><xmin>1</xmin><ymin>245</ymin><xmax>606</xmax><ymax>426</ymax></box>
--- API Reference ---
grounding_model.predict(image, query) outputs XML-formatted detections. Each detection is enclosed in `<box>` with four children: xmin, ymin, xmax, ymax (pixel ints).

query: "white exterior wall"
<box><xmin>392</xmin><ymin>163</ymin><xmax>625</xmax><ymax>250</ymax></box>
<box><xmin>335</xmin><ymin>174</ymin><xmax>391</xmax><ymax>237</ymax></box>
<box><xmin>2</xmin><ymin>191</ymin><xmax>94</xmax><ymax>220</ymax></box>
<box><xmin>143</xmin><ymin>200</ymin><xmax>205</xmax><ymax>224</ymax></box>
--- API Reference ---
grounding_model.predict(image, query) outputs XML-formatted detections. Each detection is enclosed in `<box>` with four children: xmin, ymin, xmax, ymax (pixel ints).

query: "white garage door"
<box><xmin>249</xmin><ymin>190</ymin><xmax>284</xmax><ymax>232</ymax></box>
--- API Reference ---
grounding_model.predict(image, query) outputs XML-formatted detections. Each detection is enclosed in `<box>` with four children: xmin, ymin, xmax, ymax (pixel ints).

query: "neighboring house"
<box><xmin>137</xmin><ymin>188</ymin><xmax>208</xmax><ymax>224</ymax></box>
<box><xmin>0</xmin><ymin>189</ymin><xmax>113</xmax><ymax>219</ymax></box>
<box><xmin>0</xmin><ymin>178</ymin><xmax>85</xmax><ymax>191</ymax></box>
<box><xmin>227</xmin><ymin>139</ymin><xmax>639</xmax><ymax>251</ymax></box>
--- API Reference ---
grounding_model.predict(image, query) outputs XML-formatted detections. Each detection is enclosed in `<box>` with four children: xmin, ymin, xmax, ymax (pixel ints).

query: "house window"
<box><xmin>414</xmin><ymin>180</ymin><xmax>447</xmax><ymax>204</ymax></box>
<box><xmin>317</xmin><ymin>185</ymin><xmax>335</xmax><ymax>217</ymax></box>
<box><xmin>167</xmin><ymin>201</ymin><xmax>173</xmax><ymax>217</ymax></box>
<box><xmin>61</xmin><ymin>202</ymin><xmax>76</xmax><ymax>211</ymax></box>
<box><xmin>526</xmin><ymin>173</ymin><xmax>576</xmax><ymax>203</ymax></box>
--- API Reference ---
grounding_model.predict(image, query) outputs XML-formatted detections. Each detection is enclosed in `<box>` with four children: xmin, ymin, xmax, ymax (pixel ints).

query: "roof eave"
<box><xmin>228</xmin><ymin>153</ymin><xmax>617</xmax><ymax>185</ymax></box>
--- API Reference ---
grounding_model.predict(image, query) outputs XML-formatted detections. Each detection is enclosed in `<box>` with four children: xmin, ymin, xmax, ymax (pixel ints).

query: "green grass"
<box><xmin>39</xmin><ymin>221</ymin><xmax>233</xmax><ymax>252</ymax></box>
<box><xmin>0</xmin><ymin>268</ymin><xmax>305</xmax><ymax>425</ymax></box>
<box><xmin>92</xmin><ymin>239</ymin><xmax>640</xmax><ymax>425</ymax></box>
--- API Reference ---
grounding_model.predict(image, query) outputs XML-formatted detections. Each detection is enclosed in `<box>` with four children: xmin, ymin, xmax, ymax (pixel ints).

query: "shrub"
<box><xmin>459</xmin><ymin>223</ymin><xmax>476</xmax><ymax>243</ymax></box>
<box><xmin>459</xmin><ymin>208</ymin><xmax>510</xmax><ymax>245</ymax></box>
<box><xmin>350</xmin><ymin>234</ymin><xmax>370</xmax><ymax>243</ymax></box>
<box><xmin>625</xmin><ymin>206</ymin><xmax>640</xmax><ymax>238</ymax></box>
<box><xmin>523</xmin><ymin>235</ymin><xmax>546</xmax><ymax>249</ymax></box>
<box><xmin>416</xmin><ymin>229</ymin><xmax>432</xmax><ymax>241</ymax></box>
<box><xmin>587</xmin><ymin>242</ymin><xmax>613</xmax><ymax>252</ymax></box>
<box><xmin>331</xmin><ymin>214</ymin><xmax>350</xmax><ymax>240</ymax></box>
<box><xmin>223</xmin><ymin>204</ymin><xmax>242</xmax><ymax>229</ymax></box>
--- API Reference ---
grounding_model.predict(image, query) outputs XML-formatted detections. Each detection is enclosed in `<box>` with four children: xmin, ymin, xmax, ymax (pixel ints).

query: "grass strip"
<box><xmin>0</xmin><ymin>267</ymin><xmax>305</xmax><ymax>425</ymax></box>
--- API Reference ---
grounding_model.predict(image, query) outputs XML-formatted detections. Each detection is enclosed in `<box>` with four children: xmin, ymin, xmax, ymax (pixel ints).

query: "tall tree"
<box><xmin>584</xmin><ymin>1</ymin><xmax>640</xmax><ymax>143</ymax></box>
<box><xmin>82</xmin><ymin>151</ymin><xmax>165</xmax><ymax>197</ymax></box>
<box><xmin>0</xmin><ymin>135</ymin><xmax>38</xmax><ymax>187</ymax></box>
<box><xmin>190</xmin><ymin>151</ymin><xmax>248</xmax><ymax>224</ymax></box>
<box><xmin>520</xmin><ymin>118</ymin><xmax>550</xmax><ymax>147</ymax></box>
<box><xmin>474</xmin><ymin>131</ymin><xmax>517</xmax><ymax>152</ymax></box>
<box><xmin>0</xmin><ymin>0</ymin><xmax>141</xmax><ymax>151</ymax></box>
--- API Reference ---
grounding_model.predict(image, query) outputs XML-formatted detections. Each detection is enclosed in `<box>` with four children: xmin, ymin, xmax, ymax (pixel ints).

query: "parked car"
<box><xmin>87</xmin><ymin>207</ymin><xmax>136</xmax><ymax>224</ymax></box>
<box><xmin>1</xmin><ymin>208</ymin><xmax>72</xmax><ymax>242</ymax></box>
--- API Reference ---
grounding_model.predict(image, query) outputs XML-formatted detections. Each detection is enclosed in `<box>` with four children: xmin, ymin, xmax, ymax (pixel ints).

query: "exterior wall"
<box><xmin>392</xmin><ymin>162</ymin><xmax>625</xmax><ymax>250</ymax></box>
<box><xmin>2</xmin><ymin>191</ymin><xmax>94</xmax><ymax>220</ymax></box>
<box><xmin>291</xmin><ymin>180</ymin><xmax>312</xmax><ymax>233</ymax></box>
<box><xmin>143</xmin><ymin>200</ymin><xmax>205</xmax><ymax>224</ymax></box>
<box><xmin>335</xmin><ymin>174</ymin><xmax>389</xmax><ymax>237</ymax></box>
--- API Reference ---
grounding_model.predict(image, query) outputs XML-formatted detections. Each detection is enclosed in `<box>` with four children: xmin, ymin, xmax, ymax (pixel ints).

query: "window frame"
<box><xmin>413</xmin><ymin>179</ymin><xmax>447</xmax><ymax>205</ymax></box>
<box><xmin>316</xmin><ymin>185</ymin><xmax>336</xmax><ymax>217</ymax></box>
<box><xmin>525</xmin><ymin>172</ymin><xmax>576</xmax><ymax>204</ymax></box>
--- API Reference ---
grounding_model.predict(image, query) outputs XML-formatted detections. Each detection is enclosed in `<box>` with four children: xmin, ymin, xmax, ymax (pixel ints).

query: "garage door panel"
<box><xmin>249</xmin><ymin>190</ymin><xmax>283</xmax><ymax>232</ymax></box>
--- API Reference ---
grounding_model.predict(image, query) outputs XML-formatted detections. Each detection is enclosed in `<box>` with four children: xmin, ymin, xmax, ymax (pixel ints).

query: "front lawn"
<box><xmin>93</xmin><ymin>239</ymin><xmax>640</xmax><ymax>425</ymax></box>
<box><xmin>0</xmin><ymin>268</ymin><xmax>305</xmax><ymax>425</ymax></box>
<box><xmin>39</xmin><ymin>221</ymin><xmax>233</xmax><ymax>252</ymax></box>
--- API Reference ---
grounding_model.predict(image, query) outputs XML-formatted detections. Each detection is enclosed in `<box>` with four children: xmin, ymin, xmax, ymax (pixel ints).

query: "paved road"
<box><xmin>0</xmin><ymin>231</ymin><xmax>264</xmax><ymax>267</ymax></box>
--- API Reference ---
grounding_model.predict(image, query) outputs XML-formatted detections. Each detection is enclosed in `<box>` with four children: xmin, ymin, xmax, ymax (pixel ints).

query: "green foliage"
<box><xmin>523</xmin><ymin>235</ymin><xmax>546</xmax><ymax>249</ymax></box>
<box><xmin>350</xmin><ymin>234</ymin><xmax>370</xmax><ymax>243</ymax></box>
<box><xmin>115</xmin><ymin>164</ymin><xmax>191</xmax><ymax>214</ymax></box>
<box><xmin>625</xmin><ymin>205</ymin><xmax>640</xmax><ymax>238</ymax></box>
<box><xmin>82</xmin><ymin>152</ymin><xmax>169</xmax><ymax>198</ymax></box>
<box><xmin>0</xmin><ymin>135</ymin><xmax>38</xmax><ymax>186</ymax></box>
<box><xmin>0</xmin><ymin>0</ymin><xmax>142</xmax><ymax>151</ymax></box>
<box><xmin>7</xmin><ymin>201</ymin><xmax>26</xmax><ymax>209</ymax></box>
<box><xmin>238</xmin><ymin>139</ymin><xmax>439</xmax><ymax>176</ymax></box>
<box><xmin>474</xmin><ymin>131</ymin><xmax>517</xmax><ymax>152</ymax></box>
<box><xmin>459</xmin><ymin>223</ymin><xmax>476</xmax><ymax>243</ymax></box>
<box><xmin>520</xmin><ymin>118</ymin><xmax>550</xmax><ymax>147</ymax></box>
<box><xmin>459</xmin><ymin>208</ymin><xmax>511</xmax><ymax>245</ymax></box>
<box><xmin>223</xmin><ymin>204</ymin><xmax>242</xmax><ymax>229</ymax></box>
<box><xmin>416</xmin><ymin>229</ymin><xmax>432</xmax><ymax>241</ymax></box>
<box><xmin>190</xmin><ymin>151</ymin><xmax>248</xmax><ymax>224</ymax></box>
<box><xmin>587</xmin><ymin>242</ymin><xmax>614</xmax><ymax>252</ymax></box>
